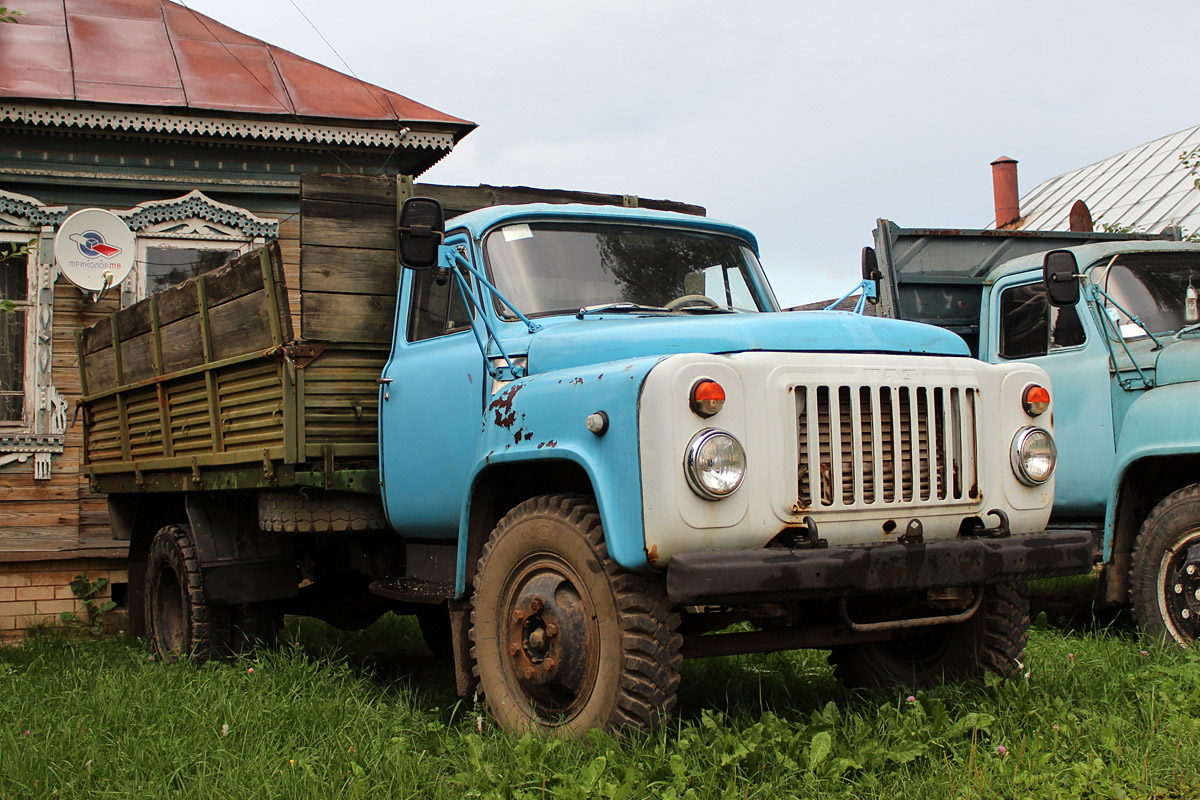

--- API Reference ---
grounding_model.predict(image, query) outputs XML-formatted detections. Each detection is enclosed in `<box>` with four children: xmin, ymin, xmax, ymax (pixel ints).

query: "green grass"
<box><xmin>4</xmin><ymin>594</ymin><xmax>1200</xmax><ymax>799</ymax></box>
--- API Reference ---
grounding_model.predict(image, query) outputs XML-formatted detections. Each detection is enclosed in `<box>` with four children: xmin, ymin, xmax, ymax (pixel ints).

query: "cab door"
<box><xmin>379</xmin><ymin>234</ymin><xmax>485</xmax><ymax>538</ymax></box>
<box><xmin>986</xmin><ymin>273</ymin><xmax>1115</xmax><ymax>517</ymax></box>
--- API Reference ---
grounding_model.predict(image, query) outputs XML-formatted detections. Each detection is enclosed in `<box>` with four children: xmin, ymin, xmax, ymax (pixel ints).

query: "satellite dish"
<box><xmin>54</xmin><ymin>208</ymin><xmax>136</xmax><ymax>293</ymax></box>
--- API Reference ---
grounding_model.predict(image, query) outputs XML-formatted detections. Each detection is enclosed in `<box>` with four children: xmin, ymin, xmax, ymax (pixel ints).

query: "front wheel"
<box><xmin>470</xmin><ymin>494</ymin><xmax>681</xmax><ymax>737</ymax></box>
<box><xmin>829</xmin><ymin>582</ymin><xmax>1029</xmax><ymax>687</ymax></box>
<box><xmin>1131</xmin><ymin>484</ymin><xmax>1200</xmax><ymax>644</ymax></box>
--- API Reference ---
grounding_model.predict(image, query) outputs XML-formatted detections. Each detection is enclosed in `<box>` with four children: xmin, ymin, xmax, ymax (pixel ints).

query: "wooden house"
<box><xmin>0</xmin><ymin>0</ymin><xmax>473</xmax><ymax>636</ymax></box>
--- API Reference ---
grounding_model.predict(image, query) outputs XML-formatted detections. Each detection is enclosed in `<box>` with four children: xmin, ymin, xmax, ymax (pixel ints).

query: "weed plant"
<box><xmin>3</xmin><ymin>597</ymin><xmax>1200</xmax><ymax>799</ymax></box>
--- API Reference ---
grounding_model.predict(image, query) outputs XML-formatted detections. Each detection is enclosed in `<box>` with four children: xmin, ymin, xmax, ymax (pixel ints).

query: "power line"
<box><xmin>174</xmin><ymin>0</ymin><xmax>364</xmax><ymax>173</ymax></box>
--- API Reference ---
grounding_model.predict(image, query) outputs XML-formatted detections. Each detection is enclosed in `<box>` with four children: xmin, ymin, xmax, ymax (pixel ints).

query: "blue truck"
<box><xmin>866</xmin><ymin>221</ymin><xmax>1200</xmax><ymax>644</ymax></box>
<box><xmin>78</xmin><ymin>176</ymin><xmax>1092</xmax><ymax>736</ymax></box>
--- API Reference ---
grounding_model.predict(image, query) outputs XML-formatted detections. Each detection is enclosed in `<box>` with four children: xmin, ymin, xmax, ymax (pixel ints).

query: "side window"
<box><xmin>0</xmin><ymin>239</ymin><xmax>30</xmax><ymax>425</ymax></box>
<box><xmin>998</xmin><ymin>281</ymin><xmax>1085</xmax><ymax>359</ymax></box>
<box><xmin>406</xmin><ymin>268</ymin><xmax>472</xmax><ymax>342</ymax></box>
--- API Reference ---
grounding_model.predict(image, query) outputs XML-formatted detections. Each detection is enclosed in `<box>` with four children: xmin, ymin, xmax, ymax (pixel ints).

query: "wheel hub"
<box><xmin>1164</xmin><ymin>541</ymin><xmax>1200</xmax><ymax>631</ymax></box>
<box><xmin>503</xmin><ymin>564</ymin><xmax>597</xmax><ymax>715</ymax></box>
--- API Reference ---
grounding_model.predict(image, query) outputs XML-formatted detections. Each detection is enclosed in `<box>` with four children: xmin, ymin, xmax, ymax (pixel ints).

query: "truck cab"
<box><xmin>868</xmin><ymin>221</ymin><xmax>1200</xmax><ymax>644</ymax></box>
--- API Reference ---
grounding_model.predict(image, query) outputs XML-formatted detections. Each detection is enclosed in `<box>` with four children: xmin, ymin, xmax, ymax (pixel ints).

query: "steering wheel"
<box><xmin>664</xmin><ymin>294</ymin><xmax>719</xmax><ymax>310</ymax></box>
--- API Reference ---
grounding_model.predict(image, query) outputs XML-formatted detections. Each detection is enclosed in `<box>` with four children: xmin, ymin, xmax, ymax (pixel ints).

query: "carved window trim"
<box><xmin>0</xmin><ymin>190</ymin><xmax>67</xmax><ymax>478</ymax></box>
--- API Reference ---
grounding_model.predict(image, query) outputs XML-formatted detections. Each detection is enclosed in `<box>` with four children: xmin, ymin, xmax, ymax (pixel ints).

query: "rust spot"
<box><xmin>597</xmin><ymin>373</ymin><xmax>604</xmax><ymax>380</ymax></box>
<box><xmin>570</xmin><ymin>377</ymin><xmax>584</xmax><ymax>386</ymax></box>
<box><xmin>545</xmin><ymin>440</ymin><xmax>557</xmax><ymax>448</ymax></box>
<box><xmin>882</xmin><ymin>519</ymin><xmax>897</xmax><ymax>534</ymax></box>
<box><xmin>524</xmin><ymin>431</ymin><xmax>533</xmax><ymax>441</ymax></box>
<box><xmin>647</xmin><ymin>543</ymin><xmax>660</xmax><ymax>566</ymax></box>
<box><xmin>791</xmin><ymin>498</ymin><xmax>809</xmax><ymax>514</ymax></box>
<box><xmin>513</xmin><ymin>428</ymin><xmax>524</xmax><ymax>445</ymax></box>
<box><xmin>487</xmin><ymin>383</ymin><xmax>524</xmax><ymax>429</ymax></box>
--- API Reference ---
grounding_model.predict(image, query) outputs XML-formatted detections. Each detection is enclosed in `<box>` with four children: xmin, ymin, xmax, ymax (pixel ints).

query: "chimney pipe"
<box><xmin>991</xmin><ymin>156</ymin><xmax>1020</xmax><ymax>228</ymax></box>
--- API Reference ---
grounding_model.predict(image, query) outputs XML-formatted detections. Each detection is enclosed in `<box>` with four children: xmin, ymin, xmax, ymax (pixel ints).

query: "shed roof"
<box><xmin>997</xmin><ymin>124</ymin><xmax>1200</xmax><ymax>235</ymax></box>
<box><xmin>0</xmin><ymin>0</ymin><xmax>473</xmax><ymax>134</ymax></box>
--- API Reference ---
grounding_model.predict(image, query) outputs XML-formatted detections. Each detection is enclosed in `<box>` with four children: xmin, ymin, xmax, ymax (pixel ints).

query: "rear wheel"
<box><xmin>830</xmin><ymin>582</ymin><xmax>1029</xmax><ymax>687</ymax></box>
<box><xmin>470</xmin><ymin>494</ymin><xmax>681</xmax><ymax>737</ymax></box>
<box><xmin>1131</xmin><ymin>484</ymin><xmax>1200</xmax><ymax>644</ymax></box>
<box><xmin>145</xmin><ymin>525</ymin><xmax>230</xmax><ymax>661</ymax></box>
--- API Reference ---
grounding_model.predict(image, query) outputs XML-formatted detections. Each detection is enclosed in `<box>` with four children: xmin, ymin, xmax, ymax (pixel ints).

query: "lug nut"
<box><xmin>1183</xmin><ymin>609</ymin><xmax>1193</xmax><ymax>620</ymax></box>
<box><xmin>530</xmin><ymin>597</ymin><xmax>544</xmax><ymax>614</ymax></box>
<box><xmin>508</xmin><ymin>644</ymin><xmax>520</xmax><ymax>657</ymax></box>
<box><xmin>511</xmin><ymin>610</ymin><xmax>525</xmax><ymax>622</ymax></box>
<box><xmin>1189</xmin><ymin>565</ymin><xmax>1198</xmax><ymax>576</ymax></box>
<box><xmin>1176</xmin><ymin>584</ymin><xmax>1185</xmax><ymax>595</ymax></box>
<box><xmin>522</xmin><ymin>666</ymin><xmax>535</xmax><ymax>680</ymax></box>
<box><xmin>546</xmin><ymin>622</ymin><xmax>559</xmax><ymax>638</ymax></box>
<box><xmin>543</xmin><ymin>656</ymin><xmax>556</xmax><ymax>670</ymax></box>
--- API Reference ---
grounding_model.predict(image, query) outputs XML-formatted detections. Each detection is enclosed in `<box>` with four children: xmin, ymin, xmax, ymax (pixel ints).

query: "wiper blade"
<box><xmin>576</xmin><ymin>302</ymin><xmax>670</xmax><ymax>318</ymax></box>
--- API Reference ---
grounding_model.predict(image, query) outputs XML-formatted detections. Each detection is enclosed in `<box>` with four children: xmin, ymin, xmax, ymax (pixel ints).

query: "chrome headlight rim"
<box><xmin>684</xmin><ymin>428</ymin><xmax>746</xmax><ymax>500</ymax></box>
<box><xmin>1010</xmin><ymin>425</ymin><xmax>1056</xmax><ymax>486</ymax></box>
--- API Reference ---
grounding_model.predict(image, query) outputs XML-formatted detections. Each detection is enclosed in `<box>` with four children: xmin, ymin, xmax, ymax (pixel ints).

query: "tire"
<box><xmin>258</xmin><ymin>490</ymin><xmax>387</xmax><ymax>533</ymax></box>
<box><xmin>1130</xmin><ymin>484</ymin><xmax>1200</xmax><ymax>645</ymax></box>
<box><xmin>470</xmin><ymin>494</ymin><xmax>682</xmax><ymax>737</ymax></box>
<box><xmin>830</xmin><ymin>582</ymin><xmax>1029</xmax><ymax>688</ymax></box>
<box><xmin>145</xmin><ymin>524</ymin><xmax>230</xmax><ymax>662</ymax></box>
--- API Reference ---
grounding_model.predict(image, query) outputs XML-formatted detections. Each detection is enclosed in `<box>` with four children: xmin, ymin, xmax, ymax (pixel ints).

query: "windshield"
<box><xmin>483</xmin><ymin>222</ymin><xmax>767</xmax><ymax>317</ymax></box>
<box><xmin>1088</xmin><ymin>252</ymin><xmax>1200</xmax><ymax>338</ymax></box>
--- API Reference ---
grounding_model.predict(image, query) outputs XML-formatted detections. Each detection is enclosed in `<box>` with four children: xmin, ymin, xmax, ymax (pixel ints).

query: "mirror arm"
<box><xmin>1085</xmin><ymin>284</ymin><xmax>1157</xmax><ymax>389</ymax></box>
<box><xmin>824</xmin><ymin>279</ymin><xmax>876</xmax><ymax>315</ymax></box>
<box><xmin>444</xmin><ymin>250</ymin><xmax>540</xmax><ymax>382</ymax></box>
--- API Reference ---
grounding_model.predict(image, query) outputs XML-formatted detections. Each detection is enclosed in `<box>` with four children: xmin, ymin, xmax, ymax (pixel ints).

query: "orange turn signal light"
<box><xmin>1023</xmin><ymin>384</ymin><xmax>1050</xmax><ymax>416</ymax></box>
<box><xmin>690</xmin><ymin>380</ymin><xmax>726</xmax><ymax>418</ymax></box>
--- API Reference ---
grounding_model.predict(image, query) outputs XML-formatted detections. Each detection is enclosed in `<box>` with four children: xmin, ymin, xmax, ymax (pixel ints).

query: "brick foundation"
<box><xmin>0</xmin><ymin>559</ymin><xmax>128</xmax><ymax>640</ymax></box>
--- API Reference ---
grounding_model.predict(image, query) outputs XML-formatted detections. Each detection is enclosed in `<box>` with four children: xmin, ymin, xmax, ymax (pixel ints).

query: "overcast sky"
<box><xmin>183</xmin><ymin>0</ymin><xmax>1200</xmax><ymax>306</ymax></box>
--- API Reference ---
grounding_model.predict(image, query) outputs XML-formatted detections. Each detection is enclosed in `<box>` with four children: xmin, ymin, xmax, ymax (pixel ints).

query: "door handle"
<box><xmin>378</xmin><ymin>376</ymin><xmax>393</xmax><ymax>400</ymax></box>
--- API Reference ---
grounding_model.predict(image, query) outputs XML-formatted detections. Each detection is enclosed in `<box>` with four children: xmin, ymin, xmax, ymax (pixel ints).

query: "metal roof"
<box><xmin>998</xmin><ymin>124</ymin><xmax>1200</xmax><ymax>235</ymax></box>
<box><xmin>0</xmin><ymin>0</ymin><xmax>473</xmax><ymax>134</ymax></box>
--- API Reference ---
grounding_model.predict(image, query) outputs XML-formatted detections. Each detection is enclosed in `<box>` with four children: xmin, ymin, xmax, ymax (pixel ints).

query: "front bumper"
<box><xmin>665</xmin><ymin>530</ymin><xmax>1095</xmax><ymax>606</ymax></box>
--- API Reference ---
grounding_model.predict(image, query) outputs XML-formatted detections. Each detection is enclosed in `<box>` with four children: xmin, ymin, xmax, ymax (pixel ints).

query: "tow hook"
<box><xmin>976</xmin><ymin>509</ymin><xmax>1011</xmax><ymax>539</ymax></box>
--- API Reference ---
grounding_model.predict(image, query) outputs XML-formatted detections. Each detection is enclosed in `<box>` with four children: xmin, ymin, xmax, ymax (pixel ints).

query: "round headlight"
<box><xmin>684</xmin><ymin>429</ymin><xmax>746</xmax><ymax>499</ymax></box>
<box><xmin>1010</xmin><ymin>426</ymin><xmax>1056</xmax><ymax>485</ymax></box>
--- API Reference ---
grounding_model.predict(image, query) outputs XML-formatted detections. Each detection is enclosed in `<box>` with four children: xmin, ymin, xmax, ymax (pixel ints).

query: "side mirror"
<box><xmin>861</xmin><ymin>246</ymin><xmax>881</xmax><ymax>304</ymax></box>
<box><xmin>397</xmin><ymin>197</ymin><xmax>445</xmax><ymax>269</ymax></box>
<box><xmin>1043</xmin><ymin>250</ymin><xmax>1080</xmax><ymax>307</ymax></box>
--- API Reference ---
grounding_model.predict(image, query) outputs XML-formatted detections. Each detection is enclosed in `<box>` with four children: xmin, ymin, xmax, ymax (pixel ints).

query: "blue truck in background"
<box><xmin>78</xmin><ymin>176</ymin><xmax>1093</xmax><ymax>737</ymax></box>
<box><xmin>866</xmin><ymin>221</ymin><xmax>1200</xmax><ymax>645</ymax></box>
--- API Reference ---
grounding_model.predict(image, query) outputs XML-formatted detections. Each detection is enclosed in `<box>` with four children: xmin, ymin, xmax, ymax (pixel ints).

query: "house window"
<box><xmin>0</xmin><ymin>236</ymin><xmax>32</xmax><ymax>426</ymax></box>
<box><xmin>142</xmin><ymin>242</ymin><xmax>241</xmax><ymax>296</ymax></box>
<box><xmin>129</xmin><ymin>238</ymin><xmax>249</xmax><ymax>304</ymax></box>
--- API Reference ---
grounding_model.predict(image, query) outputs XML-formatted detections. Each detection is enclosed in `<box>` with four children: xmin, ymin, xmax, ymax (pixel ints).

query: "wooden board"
<box><xmin>300</xmin><ymin>292</ymin><xmax>395</xmax><ymax>344</ymax></box>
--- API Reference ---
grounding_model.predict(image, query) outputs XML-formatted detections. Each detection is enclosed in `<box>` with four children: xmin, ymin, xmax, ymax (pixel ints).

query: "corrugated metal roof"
<box><xmin>997</xmin><ymin>124</ymin><xmax>1200</xmax><ymax>235</ymax></box>
<box><xmin>0</xmin><ymin>0</ymin><xmax>473</xmax><ymax>132</ymax></box>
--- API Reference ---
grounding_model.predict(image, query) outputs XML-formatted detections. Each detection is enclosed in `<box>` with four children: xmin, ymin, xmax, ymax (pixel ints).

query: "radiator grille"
<box><xmin>796</xmin><ymin>383</ymin><xmax>979</xmax><ymax>509</ymax></box>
